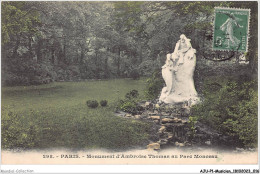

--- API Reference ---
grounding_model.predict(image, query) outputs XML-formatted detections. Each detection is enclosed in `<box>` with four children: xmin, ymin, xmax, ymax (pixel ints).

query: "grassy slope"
<box><xmin>2</xmin><ymin>78</ymin><xmax>152</xmax><ymax>150</ymax></box>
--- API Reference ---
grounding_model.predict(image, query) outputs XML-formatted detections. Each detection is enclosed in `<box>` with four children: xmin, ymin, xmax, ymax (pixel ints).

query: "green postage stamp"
<box><xmin>213</xmin><ymin>7</ymin><xmax>250</xmax><ymax>52</ymax></box>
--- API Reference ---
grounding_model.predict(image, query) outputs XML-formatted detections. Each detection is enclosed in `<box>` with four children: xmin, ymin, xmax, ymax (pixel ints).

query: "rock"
<box><xmin>177</xmin><ymin>118</ymin><xmax>182</xmax><ymax>123</ymax></box>
<box><xmin>141</xmin><ymin>112</ymin><xmax>148</xmax><ymax>117</ymax></box>
<box><xmin>153</xmin><ymin>110</ymin><xmax>159</xmax><ymax>114</ymax></box>
<box><xmin>167</xmin><ymin>133</ymin><xmax>173</xmax><ymax>139</ymax></box>
<box><xmin>125</xmin><ymin>114</ymin><xmax>132</xmax><ymax>118</ymax></box>
<box><xmin>134</xmin><ymin>115</ymin><xmax>141</xmax><ymax>119</ymax></box>
<box><xmin>150</xmin><ymin>116</ymin><xmax>160</xmax><ymax>120</ymax></box>
<box><xmin>158</xmin><ymin>139</ymin><xmax>168</xmax><ymax>145</ymax></box>
<box><xmin>145</xmin><ymin>101</ymin><xmax>150</xmax><ymax>106</ymax></box>
<box><xmin>145</xmin><ymin>102</ymin><xmax>153</xmax><ymax>108</ymax></box>
<box><xmin>155</xmin><ymin>104</ymin><xmax>160</xmax><ymax>109</ymax></box>
<box><xmin>148</xmin><ymin>112</ymin><xmax>157</xmax><ymax>116</ymax></box>
<box><xmin>175</xmin><ymin>142</ymin><xmax>185</xmax><ymax>147</ymax></box>
<box><xmin>162</xmin><ymin>123</ymin><xmax>174</xmax><ymax>127</ymax></box>
<box><xmin>138</xmin><ymin>101</ymin><xmax>146</xmax><ymax>108</ymax></box>
<box><xmin>171</xmin><ymin>113</ymin><xmax>178</xmax><ymax>117</ymax></box>
<box><xmin>181</xmin><ymin>120</ymin><xmax>188</xmax><ymax>124</ymax></box>
<box><xmin>164</xmin><ymin>105</ymin><xmax>169</xmax><ymax>110</ymax></box>
<box><xmin>236</xmin><ymin>147</ymin><xmax>244</xmax><ymax>152</ymax></box>
<box><xmin>205</xmin><ymin>140</ymin><xmax>211</xmax><ymax>145</ymax></box>
<box><xmin>185</xmin><ymin>142</ymin><xmax>192</xmax><ymax>146</ymax></box>
<box><xmin>173</xmin><ymin>117</ymin><xmax>179</xmax><ymax>123</ymax></box>
<box><xmin>115</xmin><ymin>111</ymin><xmax>128</xmax><ymax>117</ymax></box>
<box><xmin>168</xmin><ymin>104</ymin><xmax>176</xmax><ymax>109</ymax></box>
<box><xmin>248</xmin><ymin>148</ymin><xmax>256</xmax><ymax>152</ymax></box>
<box><xmin>184</xmin><ymin>107</ymin><xmax>191</xmax><ymax>113</ymax></box>
<box><xmin>158</xmin><ymin>126</ymin><xmax>166</xmax><ymax>133</ymax></box>
<box><xmin>153</xmin><ymin>120</ymin><xmax>159</xmax><ymax>124</ymax></box>
<box><xmin>164</xmin><ymin>115</ymin><xmax>173</xmax><ymax>118</ymax></box>
<box><xmin>147</xmin><ymin>143</ymin><xmax>160</xmax><ymax>150</ymax></box>
<box><xmin>161</xmin><ymin>112</ymin><xmax>168</xmax><ymax>116</ymax></box>
<box><xmin>161</xmin><ymin>118</ymin><xmax>174</xmax><ymax>124</ymax></box>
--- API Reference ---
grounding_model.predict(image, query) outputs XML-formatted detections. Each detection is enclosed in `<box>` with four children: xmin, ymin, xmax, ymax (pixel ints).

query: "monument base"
<box><xmin>159</xmin><ymin>87</ymin><xmax>200</xmax><ymax>106</ymax></box>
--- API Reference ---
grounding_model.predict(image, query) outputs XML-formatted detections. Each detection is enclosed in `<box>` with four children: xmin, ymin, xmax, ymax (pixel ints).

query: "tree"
<box><xmin>2</xmin><ymin>2</ymin><xmax>40</xmax><ymax>44</ymax></box>
<box><xmin>1</xmin><ymin>1</ymin><xmax>257</xmax><ymax>86</ymax></box>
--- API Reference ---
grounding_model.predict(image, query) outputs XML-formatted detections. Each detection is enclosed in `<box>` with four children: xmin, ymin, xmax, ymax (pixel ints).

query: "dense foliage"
<box><xmin>117</xmin><ymin>89</ymin><xmax>143</xmax><ymax>114</ymax></box>
<box><xmin>191</xmin><ymin>76</ymin><xmax>258</xmax><ymax>148</ymax></box>
<box><xmin>143</xmin><ymin>64</ymin><xmax>258</xmax><ymax>148</ymax></box>
<box><xmin>2</xmin><ymin>1</ymin><xmax>257</xmax><ymax>86</ymax></box>
<box><xmin>2</xmin><ymin>107</ymin><xmax>39</xmax><ymax>149</ymax></box>
<box><xmin>145</xmin><ymin>69</ymin><xmax>164</xmax><ymax>100</ymax></box>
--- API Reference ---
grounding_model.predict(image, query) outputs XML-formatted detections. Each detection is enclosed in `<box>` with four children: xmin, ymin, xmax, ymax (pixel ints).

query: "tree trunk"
<box><xmin>95</xmin><ymin>51</ymin><xmax>99</xmax><ymax>78</ymax></box>
<box><xmin>80</xmin><ymin>45</ymin><xmax>85</xmax><ymax>64</ymax></box>
<box><xmin>249</xmin><ymin>55</ymin><xmax>258</xmax><ymax>74</ymax></box>
<box><xmin>36</xmin><ymin>38</ymin><xmax>42</xmax><ymax>62</ymax></box>
<box><xmin>117</xmin><ymin>47</ymin><xmax>120</xmax><ymax>76</ymax></box>
<box><xmin>138</xmin><ymin>40</ymin><xmax>143</xmax><ymax>63</ymax></box>
<box><xmin>51</xmin><ymin>46</ymin><xmax>55</xmax><ymax>64</ymax></box>
<box><xmin>12</xmin><ymin>34</ymin><xmax>21</xmax><ymax>59</ymax></box>
<box><xmin>104</xmin><ymin>56</ymin><xmax>108</xmax><ymax>78</ymax></box>
<box><xmin>63</xmin><ymin>37</ymin><xmax>66</xmax><ymax>64</ymax></box>
<box><xmin>28</xmin><ymin>35</ymin><xmax>33</xmax><ymax>59</ymax></box>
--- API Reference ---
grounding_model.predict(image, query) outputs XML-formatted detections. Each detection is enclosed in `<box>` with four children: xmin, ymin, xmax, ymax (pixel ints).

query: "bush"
<box><xmin>117</xmin><ymin>89</ymin><xmax>143</xmax><ymax>114</ymax></box>
<box><xmin>145</xmin><ymin>69</ymin><xmax>164</xmax><ymax>100</ymax></box>
<box><xmin>188</xmin><ymin>116</ymin><xmax>198</xmax><ymax>138</ymax></box>
<box><xmin>86</xmin><ymin>100</ymin><xmax>99</xmax><ymax>108</ymax></box>
<box><xmin>120</xmin><ymin>101</ymin><xmax>137</xmax><ymax>113</ymax></box>
<box><xmin>191</xmin><ymin>78</ymin><xmax>257</xmax><ymax>148</ymax></box>
<box><xmin>2</xmin><ymin>108</ymin><xmax>39</xmax><ymax>149</ymax></box>
<box><xmin>125</xmin><ymin>89</ymin><xmax>139</xmax><ymax>99</ymax></box>
<box><xmin>119</xmin><ymin>101</ymin><xmax>143</xmax><ymax>114</ymax></box>
<box><xmin>100</xmin><ymin>100</ymin><xmax>108</xmax><ymax>107</ymax></box>
<box><xmin>2</xmin><ymin>60</ymin><xmax>56</xmax><ymax>86</ymax></box>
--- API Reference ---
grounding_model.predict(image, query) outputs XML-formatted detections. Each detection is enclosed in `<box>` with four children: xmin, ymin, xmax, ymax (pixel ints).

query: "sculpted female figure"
<box><xmin>220</xmin><ymin>13</ymin><xmax>243</xmax><ymax>48</ymax></box>
<box><xmin>160</xmin><ymin>53</ymin><xmax>177</xmax><ymax>96</ymax></box>
<box><xmin>159</xmin><ymin>34</ymin><xmax>199</xmax><ymax>106</ymax></box>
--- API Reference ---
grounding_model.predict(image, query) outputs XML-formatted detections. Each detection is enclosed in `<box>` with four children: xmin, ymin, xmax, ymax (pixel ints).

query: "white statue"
<box><xmin>159</xmin><ymin>34</ymin><xmax>200</xmax><ymax>106</ymax></box>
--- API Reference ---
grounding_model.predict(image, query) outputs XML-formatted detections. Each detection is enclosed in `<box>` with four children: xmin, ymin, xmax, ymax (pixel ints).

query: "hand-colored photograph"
<box><xmin>1</xmin><ymin>1</ymin><xmax>258</xmax><ymax>167</ymax></box>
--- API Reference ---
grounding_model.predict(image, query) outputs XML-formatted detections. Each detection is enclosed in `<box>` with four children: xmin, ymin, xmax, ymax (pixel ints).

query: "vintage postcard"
<box><xmin>1</xmin><ymin>1</ymin><xmax>258</xmax><ymax>173</ymax></box>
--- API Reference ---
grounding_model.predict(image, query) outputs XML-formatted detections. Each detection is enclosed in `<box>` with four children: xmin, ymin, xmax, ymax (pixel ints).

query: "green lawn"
<box><xmin>2</xmin><ymin>78</ymin><xmax>153</xmax><ymax>150</ymax></box>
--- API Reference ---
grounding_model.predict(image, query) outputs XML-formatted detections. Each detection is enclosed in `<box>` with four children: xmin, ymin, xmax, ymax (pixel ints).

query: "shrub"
<box><xmin>125</xmin><ymin>89</ymin><xmax>139</xmax><ymax>99</ymax></box>
<box><xmin>117</xmin><ymin>89</ymin><xmax>143</xmax><ymax>114</ymax></box>
<box><xmin>145</xmin><ymin>69</ymin><xmax>164</xmax><ymax>100</ymax></box>
<box><xmin>2</xmin><ymin>108</ymin><xmax>39</xmax><ymax>149</ymax></box>
<box><xmin>188</xmin><ymin>116</ymin><xmax>198</xmax><ymax>138</ymax></box>
<box><xmin>100</xmin><ymin>100</ymin><xmax>108</xmax><ymax>107</ymax></box>
<box><xmin>191</xmin><ymin>78</ymin><xmax>257</xmax><ymax>148</ymax></box>
<box><xmin>120</xmin><ymin>101</ymin><xmax>137</xmax><ymax>113</ymax></box>
<box><xmin>86</xmin><ymin>100</ymin><xmax>99</xmax><ymax>108</ymax></box>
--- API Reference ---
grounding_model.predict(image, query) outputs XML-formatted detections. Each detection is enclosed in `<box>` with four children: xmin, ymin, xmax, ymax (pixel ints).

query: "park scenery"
<box><xmin>1</xmin><ymin>1</ymin><xmax>258</xmax><ymax>164</ymax></box>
